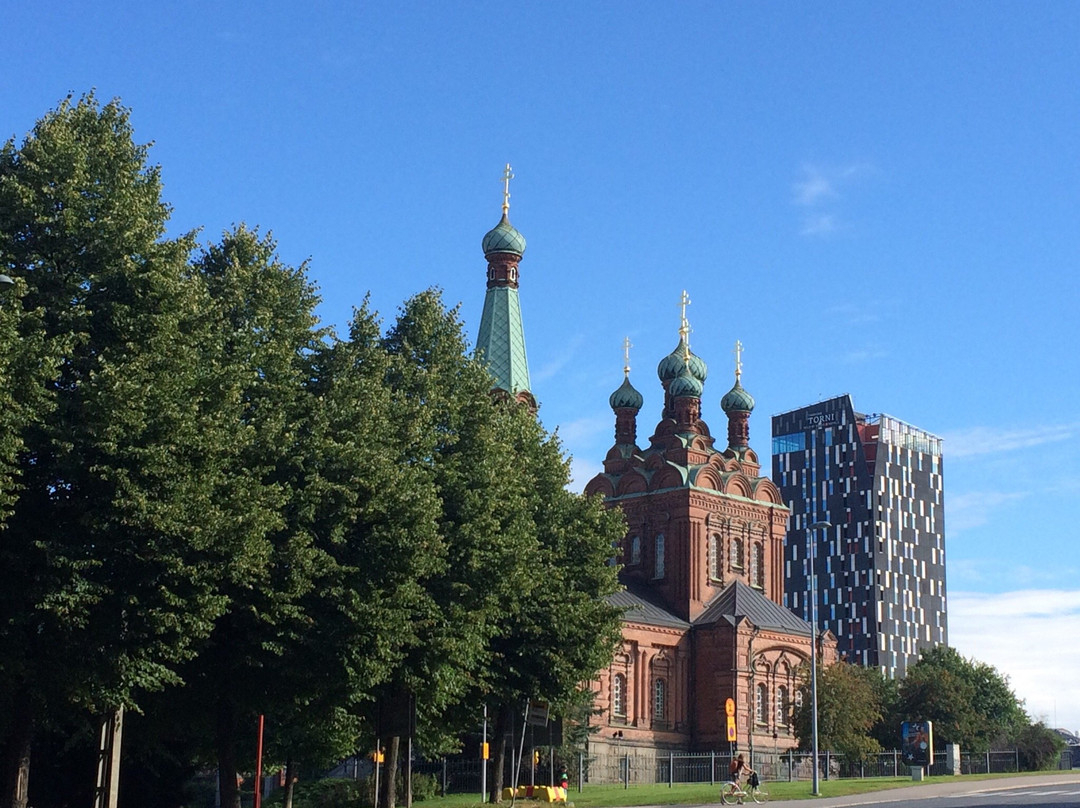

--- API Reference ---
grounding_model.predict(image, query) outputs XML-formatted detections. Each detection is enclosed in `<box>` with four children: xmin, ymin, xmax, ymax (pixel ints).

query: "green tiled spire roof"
<box><xmin>477</xmin><ymin>285</ymin><xmax>531</xmax><ymax>396</ymax></box>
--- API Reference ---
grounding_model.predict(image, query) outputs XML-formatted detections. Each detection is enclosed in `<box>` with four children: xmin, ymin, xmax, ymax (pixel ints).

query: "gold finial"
<box><xmin>678</xmin><ymin>290</ymin><xmax>692</xmax><ymax>362</ymax></box>
<box><xmin>622</xmin><ymin>337</ymin><xmax>632</xmax><ymax>377</ymax></box>
<box><xmin>734</xmin><ymin>339</ymin><xmax>744</xmax><ymax>383</ymax></box>
<box><xmin>501</xmin><ymin>163</ymin><xmax>514</xmax><ymax>216</ymax></box>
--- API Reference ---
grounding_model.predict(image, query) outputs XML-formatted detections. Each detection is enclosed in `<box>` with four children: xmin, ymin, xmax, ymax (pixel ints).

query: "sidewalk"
<box><xmin>767</xmin><ymin>773</ymin><xmax>1080</xmax><ymax>807</ymax></box>
<box><xmin>615</xmin><ymin>773</ymin><xmax>1080</xmax><ymax>808</ymax></box>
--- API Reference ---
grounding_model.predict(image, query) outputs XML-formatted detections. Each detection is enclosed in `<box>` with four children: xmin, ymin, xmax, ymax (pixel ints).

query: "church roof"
<box><xmin>476</xmin><ymin>285</ymin><xmax>531</xmax><ymax>397</ymax></box>
<box><xmin>694</xmin><ymin>580</ymin><xmax>813</xmax><ymax>636</ymax></box>
<box><xmin>609</xmin><ymin>582</ymin><xmax>691</xmax><ymax>629</ymax></box>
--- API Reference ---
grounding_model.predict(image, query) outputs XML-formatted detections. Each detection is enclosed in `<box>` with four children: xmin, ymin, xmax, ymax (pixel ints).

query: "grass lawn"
<box><xmin>416</xmin><ymin>771</ymin><xmax>1074</xmax><ymax>808</ymax></box>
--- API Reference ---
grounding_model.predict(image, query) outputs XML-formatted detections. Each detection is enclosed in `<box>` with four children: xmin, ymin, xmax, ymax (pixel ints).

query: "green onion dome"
<box><xmin>609</xmin><ymin>375</ymin><xmax>644</xmax><ymax>411</ymax></box>
<box><xmin>482</xmin><ymin>214</ymin><xmax>526</xmax><ymax>257</ymax></box>
<box><xmin>657</xmin><ymin>338</ymin><xmax>708</xmax><ymax>384</ymax></box>
<box><xmin>720</xmin><ymin>380</ymin><xmax>755</xmax><ymax>413</ymax></box>
<box><xmin>669</xmin><ymin>364</ymin><xmax>704</xmax><ymax>399</ymax></box>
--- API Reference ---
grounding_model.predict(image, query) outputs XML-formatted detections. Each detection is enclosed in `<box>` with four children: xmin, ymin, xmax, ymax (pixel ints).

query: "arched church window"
<box><xmin>654</xmin><ymin>534</ymin><xmax>665</xmax><ymax>579</ymax></box>
<box><xmin>612</xmin><ymin>673</ymin><xmax>627</xmax><ymax>717</ymax></box>
<box><xmin>751</xmin><ymin>542</ymin><xmax>765</xmax><ymax>588</ymax></box>
<box><xmin>630</xmin><ymin>535</ymin><xmax>641</xmax><ymax>565</ymax></box>
<box><xmin>730</xmin><ymin>537</ymin><xmax>744</xmax><ymax>570</ymax></box>
<box><xmin>653</xmin><ymin>678</ymin><xmax>667</xmax><ymax>721</ymax></box>
<box><xmin>777</xmin><ymin>685</ymin><xmax>789</xmax><ymax>726</ymax></box>
<box><xmin>708</xmin><ymin>533</ymin><xmax>721</xmax><ymax>580</ymax></box>
<box><xmin>755</xmin><ymin>683</ymin><xmax>768</xmax><ymax>725</ymax></box>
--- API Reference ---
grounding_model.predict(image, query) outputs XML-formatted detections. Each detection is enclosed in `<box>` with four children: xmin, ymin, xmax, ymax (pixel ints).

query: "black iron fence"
<box><xmin>391</xmin><ymin>747</ymin><xmax>1073</xmax><ymax>794</ymax></box>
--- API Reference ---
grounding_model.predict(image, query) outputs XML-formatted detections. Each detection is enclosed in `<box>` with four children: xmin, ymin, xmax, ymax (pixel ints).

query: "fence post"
<box><xmin>624</xmin><ymin>753</ymin><xmax>630</xmax><ymax>789</ymax></box>
<box><xmin>985</xmin><ymin>751</ymin><xmax>990</xmax><ymax>773</ymax></box>
<box><xmin>442</xmin><ymin>758</ymin><xmax>447</xmax><ymax>796</ymax></box>
<box><xmin>1014</xmin><ymin>750</ymin><xmax>1019</xmax><ymax>773</ymax></box>
<box><xmin>825</xmin><ymin>750</ymin><xmax>830</xmax><ymax>780</ymax></box>
<box><xmin>711</xmin><ymin>750</ymin><xmax>715</xmax><ymax>786</ymax></box>
<box><xmin>578</xmin><ymin>752</ymin><xmax>583</xmax><ymax>793</ymax></box>
<box><xmin>860</xmin><ymin>760</ymin><xmax>864</xmax><ymax>779</ymax></box>
<box><xmin>669</xmin><ymin>752</ymin><xmax>674</xmax><ymax>788</ymax></box>
<box><xmin>788</xmin><ymin>749</ymin><xmax>793</xmax><ymax>782</ymax></box>
<box><xmin>893</xmin><ymin>750</ymin><xmax>898</xmax><ymax>777</ymax></box>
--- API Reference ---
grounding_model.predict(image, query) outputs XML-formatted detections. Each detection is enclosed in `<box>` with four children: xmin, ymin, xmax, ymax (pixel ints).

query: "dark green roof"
<box><xmin>694</xmin><ymin>580</ymin><xmax>812</xmax><ymax>635</ymax></box>
<box><xmin>609</xmin><ymin>375</ymin><xmax>644</xmax><ymax>410</ymax></box>
<box><xmin>482</xmin><ymin>215</ymin><xmax>526</xmax><ymax>256</ymax></box>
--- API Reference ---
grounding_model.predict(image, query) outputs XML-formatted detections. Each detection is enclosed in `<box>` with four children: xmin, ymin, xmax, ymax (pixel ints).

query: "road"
<box><xmin>768</xmin><ymin>775</ymin><xmax>1080</xmax><ymax>808</ymax></box>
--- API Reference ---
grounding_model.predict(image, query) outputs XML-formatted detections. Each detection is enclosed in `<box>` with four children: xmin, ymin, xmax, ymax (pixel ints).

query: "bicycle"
<box><xmin>720</xmin><ymin>777</ymin><xmax>769</xmax><ymax>804</ymax></box>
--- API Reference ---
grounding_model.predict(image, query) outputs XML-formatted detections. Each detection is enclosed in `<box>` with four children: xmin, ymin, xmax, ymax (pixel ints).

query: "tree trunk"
<box><xmin>382</xmin><ymin>736</ymin><xmax>400</xmax><ymax>808</ymax></box>
<box><xmin>283</xmin><ymin>758</ymin><xmax>296</xmax><ymax>808</ymax></box>
<box><xmin>0</xmin><ymin>697</ymin><xmax>32</xmax><ymax>808</ymax></box>
<box><xmin>489</xmin><ymin>705</ymin><xmax>512</xmax><ymax>803</ymax></box>
<box><xmin>216</xmin><ymin>694</ymin><xmax>241</xmax><ymax>808</ymax></box>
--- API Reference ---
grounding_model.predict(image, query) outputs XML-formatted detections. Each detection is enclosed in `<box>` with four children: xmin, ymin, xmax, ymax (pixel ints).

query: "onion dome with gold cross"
<box><xmin>482</xmin><ymin>167</ymin><xmax>526</xmax><ymax>258</ymax></box>
<box><xmin>656</xmin><ymin>290</ymin><xmax>707</xmax><ymax>385</ymax></box>
<box><xmin>610</xmin><ymin>375</ymin><xmax>644</xmax><ymax>411</ymax></box>
<box><xmin>610</xmin><ymin>338</ymin><xmax>644</xmax><ymax>410</ymax></box>
<box><xmin>720</xmin><ymin>339</ymin><xmax>755</xmax><ymax>413</ymax></box>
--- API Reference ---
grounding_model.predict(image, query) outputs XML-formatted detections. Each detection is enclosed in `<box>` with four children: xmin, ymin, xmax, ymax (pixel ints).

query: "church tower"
<box><xmin>587</xmin><ymin>294</ymin><xmax>833</xmax><ymax>756</ymax></box>
<box><xmin>476</xmin><ymin>164</ymin><xmax>536</xmax><ymax>410</ymax></box>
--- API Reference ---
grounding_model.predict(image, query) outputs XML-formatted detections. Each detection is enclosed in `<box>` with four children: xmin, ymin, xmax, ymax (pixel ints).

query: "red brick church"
<box><xmin>583</xmin><ymin>301</ymin><xmax>836</xmax><ymax>759</ymax></box>
<box><xmin>472</xmin><ymin>171</ymin><xmax>835</xmax><ymax>762</ymax></box>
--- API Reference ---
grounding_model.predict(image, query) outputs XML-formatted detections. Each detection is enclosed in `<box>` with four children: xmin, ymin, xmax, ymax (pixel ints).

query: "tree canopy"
<box><xmin>0</xmin><ymin>94</ymin><xmax>627</xmax><ymax>808</ymax></box>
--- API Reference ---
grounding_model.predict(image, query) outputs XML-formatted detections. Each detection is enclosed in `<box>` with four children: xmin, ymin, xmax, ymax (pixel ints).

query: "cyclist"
<box><xmin>727</xmin><ymin>754</ymin><xmax>755</xmax><ymax>801</ymax></box>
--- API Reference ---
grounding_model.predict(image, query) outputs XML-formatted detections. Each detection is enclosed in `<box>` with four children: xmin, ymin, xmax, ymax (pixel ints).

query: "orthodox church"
<box><xmin>475</xmin><ymin>167</ymin><xmax>835</xmax><ymax>761</ymax></box>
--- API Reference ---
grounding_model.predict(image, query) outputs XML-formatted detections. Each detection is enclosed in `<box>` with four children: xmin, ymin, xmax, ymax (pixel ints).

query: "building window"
<box><xmin>653</xmin><ymin>678</ymin><xmax>667</xmax><ymax>721</ymax></box>
<box><xmin>654</xmin><ymin>534</ymin><xmax>665</xmax><ymax>579</ymax></box>
<box><xmin>794</xmin><ymin>690</ymin><xmax>804</xmax><ymax>712</ymax></box>
<box><xmin>777</xmin><ymin>685</ymin><xmax>789</xmax><ymax>726</ymax></box>
<box><xmin>630</xmin><ymin>535</ymin><xmax>641</xmax><ymax>565</ymax></box>
<box><xmin>755</xmin><ymin>683</ymin><xmax>768</xmax><ymax>725</ymax></box>
<box><xmin>773</xmin><ymin>432</ymin><xmax>806</xmax><ymax>453</ymax></box>
<box><xmin>730</xmin><ymin>537</ymin><xmax>744</xmax><ymax>570</ymax></box>
<box><xmin>708</xmin><ymin>534</ymin><xmax>721</xmax><ymax>580</ymax></box>
<box><xmin>612</xmin><ymin>673</ymin><xmax>626</xmax><ymax>717</ymax></box>
<box><xmin>752</xmin><ymin>542</ymin><xmax>765</xmax><ymax>588</ymax></box>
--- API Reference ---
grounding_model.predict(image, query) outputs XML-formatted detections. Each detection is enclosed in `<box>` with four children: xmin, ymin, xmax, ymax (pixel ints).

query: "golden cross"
<box><xmin>678</xmin><ymin>290</ymin><xmax>691</xmax><ymax>347</ymax></box>
<box><xmin>622</xmin><ymin>336</ymin><xmax>632</xmax><ymax>376</ymax></box>
<box><xmin>734</xmin><ymin>339</ymin><xmax>744</xmax><ymax>382</ymax></box>
<box><xmin>501</xmin><ymin>163</ymin><xmax>514</xmax><ymax>216</ymax></box>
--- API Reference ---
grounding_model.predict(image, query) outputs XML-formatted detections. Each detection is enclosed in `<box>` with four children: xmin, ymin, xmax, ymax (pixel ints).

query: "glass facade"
<box><xmin>771</xmin><ymin>395</ymin><xmax>947</xmax><ymax>678</ymax></box>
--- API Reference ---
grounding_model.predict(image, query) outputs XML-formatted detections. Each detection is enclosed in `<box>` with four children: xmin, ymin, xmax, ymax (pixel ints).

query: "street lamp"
<box><xmin>808</xmin><ymin>521</ymin><xmax>831</xmax><ymax>797</ymax></box>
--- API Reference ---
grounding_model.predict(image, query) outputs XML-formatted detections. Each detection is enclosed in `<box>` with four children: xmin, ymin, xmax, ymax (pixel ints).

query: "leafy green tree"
<box><xmin>1014</xmin><ymin>721</ymin><xmax>1065</xmax><ymax>771</ymax></box>
<box><xmin>793</xmin><ymin>662</ymin><xmax>883</xmax><ymax>761</ymax></box>
<box><xmin>898</xmin><ymin>647</ymin><xmax>1026</xmax><ymax>751</ymax></box>
<box><xmin>171</xmin><ymin>226</ymin><xmax>329</xmax><ymax>808</ymax></box>
<box><xmin>0</xmin><ymin>94</ymin><xmax>235</xmax><ymax>808</ymax></box>
<box><xmin>481</xmin><ymin>408</ymin><xmax>624</xmax><ymax>802</ymax></box>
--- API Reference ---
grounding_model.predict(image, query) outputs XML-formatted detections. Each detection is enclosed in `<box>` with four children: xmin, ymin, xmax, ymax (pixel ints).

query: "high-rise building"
<box><xmin>771</xmin><ymin>395</ymin><xmax>946</xmax><ymax>678</ymax></box>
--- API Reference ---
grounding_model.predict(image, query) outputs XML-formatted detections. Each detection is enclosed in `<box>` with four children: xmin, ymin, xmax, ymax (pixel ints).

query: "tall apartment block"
<box><xmin>771</xmin><ymin>395</ymin><xmax>947</xmax><ymax>678</ymax></box>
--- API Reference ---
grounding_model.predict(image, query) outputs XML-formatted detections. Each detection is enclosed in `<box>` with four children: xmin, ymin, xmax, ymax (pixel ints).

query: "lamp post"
<box><xmin>808</xmin><ymin>521</ymin><xmax>831</xmax><ymax>796</ymax></box>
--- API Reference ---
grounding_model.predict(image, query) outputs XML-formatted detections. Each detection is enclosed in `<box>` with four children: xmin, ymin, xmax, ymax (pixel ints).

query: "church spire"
<box><xmin>721</xmin><ymin>339</ymin><xmax>756</xmax><ymax>450</ymax></box>
<box><xmin>476</xmin><ymin>164</ymin><xmax>534</xmax><ymax>409</ymax></box>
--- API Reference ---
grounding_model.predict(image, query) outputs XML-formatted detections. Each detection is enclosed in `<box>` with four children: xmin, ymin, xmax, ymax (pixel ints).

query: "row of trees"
<box><xmin>792</xmin><ymin>647</ymin><xmax>1064</xmax><ymax>770</ymax></box>
<box><xmin>0</xmin><ymin>95</ymin><xmax>626</xmax><ymax>808</ymax></box>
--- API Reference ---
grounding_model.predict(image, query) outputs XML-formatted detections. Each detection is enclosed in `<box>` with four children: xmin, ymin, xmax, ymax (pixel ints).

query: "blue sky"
<box><xmin>5</xmin><ymin>2</ymin><xmax>1079</xmax><ymax>731</ymax></box>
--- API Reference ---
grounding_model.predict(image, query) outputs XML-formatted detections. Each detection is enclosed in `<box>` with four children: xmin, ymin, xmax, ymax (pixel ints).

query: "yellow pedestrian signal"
<box><xmin>482</xmin><ymin>742</ymin><xmax>489</xmax><ymax>760</ymax></box>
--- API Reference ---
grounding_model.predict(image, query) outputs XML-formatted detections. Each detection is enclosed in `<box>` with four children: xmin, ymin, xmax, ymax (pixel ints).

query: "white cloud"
<box><xmin>800</xmin><ymin>213</ymin><xmax>840</xmax><ymax>236</ymax></box>
<box><xmin>793</xmin><ymin>162</ymin><xmax>875</xmax><ymax>237</ymax></box>
<box><xmin>794</xmin><ymin>167</ymin><xmax>837</xmax><ymax>206</ymax></box>
<box><xmin>945</xmin><ymin>490</ymin><xmax>1027</xmax><ymax>533</ymax></box>
<box><xmin>942</xmin><ymin>423</ymin><xmax>1080</xmax><ymax>459</ymax></box>
<box><xmin>568</xmin><ymin>456</ymin><xmax>604</xmax><ymax>493</ymax></box>
<box><xmin>949</xmin><ymin>590</ymin><xmax>1080</xmax><ymax>732</ymax></box>
<box><xmin>555</xmin><ymin>414</ymin><xmax>611</xmax><ymax>447</ymax></box>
